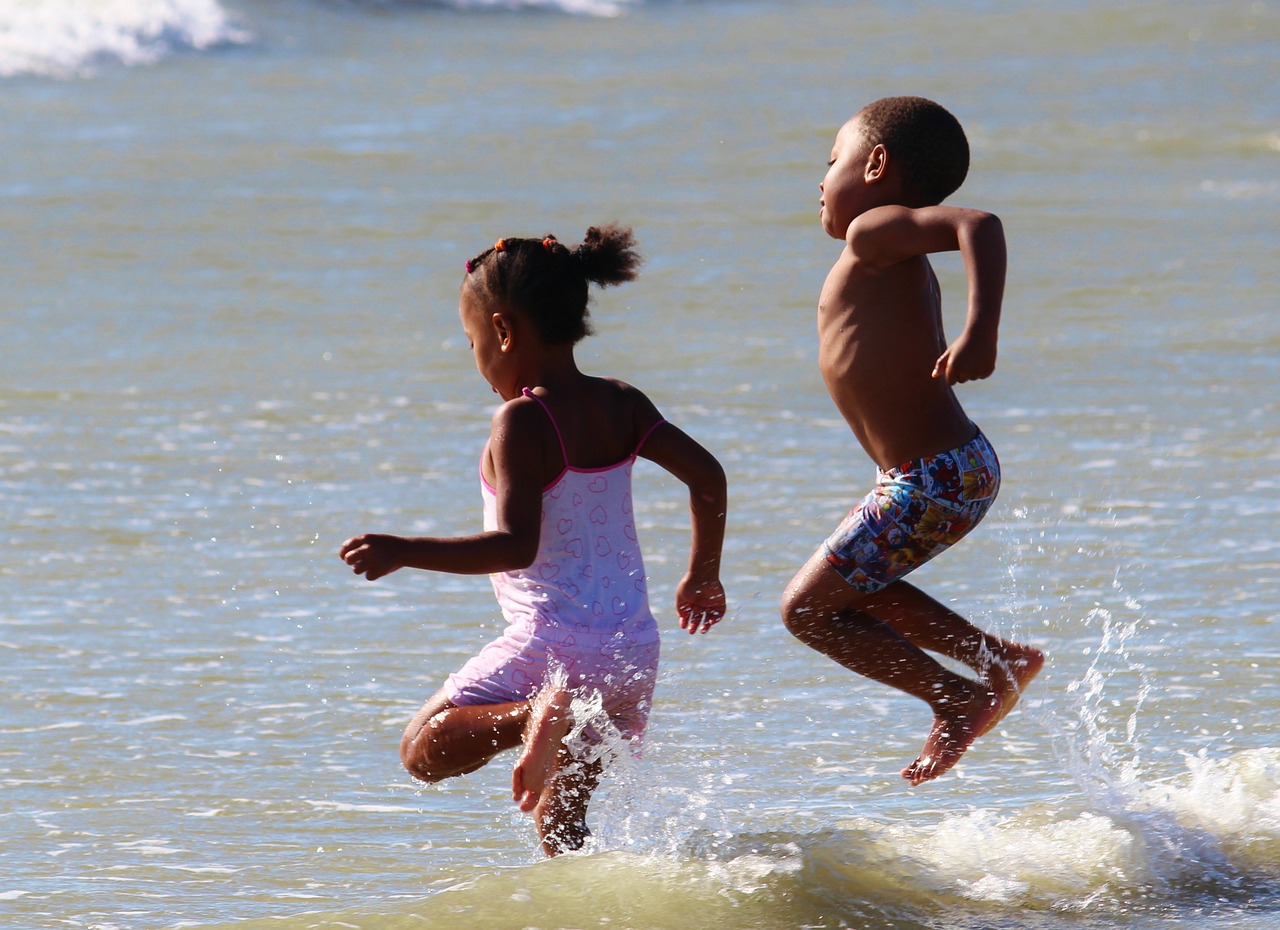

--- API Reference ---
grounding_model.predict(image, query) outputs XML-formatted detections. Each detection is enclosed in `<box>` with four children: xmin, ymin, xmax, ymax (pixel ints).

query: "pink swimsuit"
<box><xmin>445</xmin><ymin>390</ymin><xmax>664</xmax><ymax>742</ymax></box>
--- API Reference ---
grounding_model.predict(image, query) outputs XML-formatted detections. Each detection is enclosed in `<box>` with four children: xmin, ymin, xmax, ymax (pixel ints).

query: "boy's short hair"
<box><xmin>857</xmin><ymin>96</ymin><xmax>970</xmax><ymax>207</ymax></box>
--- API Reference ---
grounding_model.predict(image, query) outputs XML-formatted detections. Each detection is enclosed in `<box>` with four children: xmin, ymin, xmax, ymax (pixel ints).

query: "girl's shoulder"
<box><xmin>487</xmin><ymin>391</ymin><xmax>561</xmax><ymax>446</ymax></box>
<box><xmin>590</xmin><ymin>376</ymin><xmax>662</xmax><ymax>427</ymax></box>
<box><xmin>484</xmin><ymin>392</ymin><xmax>566</xmax><ymax>487</ymax></box>
<box><xmin>592</xmin><ymin>374</ymin><xmax>645</xmax><ymax>401</ymax></box>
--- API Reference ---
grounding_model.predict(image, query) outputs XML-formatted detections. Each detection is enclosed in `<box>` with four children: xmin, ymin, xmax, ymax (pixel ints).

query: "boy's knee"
<box><xmin>780</xmin><ymin>583</ymin><xmax>816</xmax><ymax>640</ymax></box>
<box><xmin>781</xmin><ymin>567</ymin><xmax>870</xmax><ymax>644</ymax></box>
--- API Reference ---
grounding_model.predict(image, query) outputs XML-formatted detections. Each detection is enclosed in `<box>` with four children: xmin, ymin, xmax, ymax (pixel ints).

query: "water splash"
<box><xmin>1062</xmin><ymin>575</ymin><xmax>1154</xmax><ymax>799</ymax></box>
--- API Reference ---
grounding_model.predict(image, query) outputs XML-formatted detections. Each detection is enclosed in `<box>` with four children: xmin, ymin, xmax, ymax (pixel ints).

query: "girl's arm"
<box><xmin>339</xmin><ymin>400</ymin><xmax>547</xmax><ymax>581</ymax></box>
<box><xmin>636</xmin><ymin>419</ymin><xmax>728</xmax><ymax>635</ymax></box>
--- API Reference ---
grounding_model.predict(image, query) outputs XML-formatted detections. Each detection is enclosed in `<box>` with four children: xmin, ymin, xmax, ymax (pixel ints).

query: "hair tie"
<box><xmin>494</xmin><ymin>238</ymin><xmax>507</xmax><ymax>252</ymax></box>
<box><xmin>464</xmin><ymin>259</ymin><xmax>476</xmax><ymax>274</ymax></box>
<box><xmin>542</xmin><ymin>236</ymin><xmax>557</xmax><ymax>251</ymax></box>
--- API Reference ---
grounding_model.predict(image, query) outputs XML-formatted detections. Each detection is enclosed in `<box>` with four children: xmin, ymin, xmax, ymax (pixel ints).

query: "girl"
<box><xmin>339</xmin><ymin>225</ymin><xmax>727</xmax><ymax>856</ymax></box>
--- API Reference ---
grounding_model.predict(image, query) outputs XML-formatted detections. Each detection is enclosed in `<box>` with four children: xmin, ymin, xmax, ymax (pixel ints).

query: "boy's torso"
<box><xmin>818</xmin><ymin>250</ymin><xmax>976</xmax><ymax>469</ymax></box>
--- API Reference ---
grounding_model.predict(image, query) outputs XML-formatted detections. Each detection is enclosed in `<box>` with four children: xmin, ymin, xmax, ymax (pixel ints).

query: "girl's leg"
<box><xmin>532</xmin><ymin>753</ymin><xmax>602</xmax><ymax>857</ymax></box>
<box><xmin>513</xmin><ymin>687</ymin><xmax>573</xmax><ymax>812</ymax></box>
<box><xmin>400</xmin><ymin>688</ymin><xmax>529</xmax><ymax>783</ymax></box>
<box><xmin>514</xmin><ymin>687</ymin><xmax>604</xmax><ymax>857</ymax></box>
<box><xmin>400</xmin><ymin>686</ymin><xmax>610</xmax><ymax>856</ymax></box>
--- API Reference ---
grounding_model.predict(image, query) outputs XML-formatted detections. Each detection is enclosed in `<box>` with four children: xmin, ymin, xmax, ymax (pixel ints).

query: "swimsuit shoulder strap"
<box><xmin>634</xmin><ymin>418</ymin><xmax>667</xmax><ymax>456</ymax></box>
<box><xmin>521</xmin><ymin>387</ymin><xmax>569</xmax><ymax>470</ymax></box>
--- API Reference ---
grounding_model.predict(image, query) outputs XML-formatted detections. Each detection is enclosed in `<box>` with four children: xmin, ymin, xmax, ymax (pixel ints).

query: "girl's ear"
<box><xmin>491</xmin><ymin>312</ymin><xmax>514</xmax><ymax>351</ymax></box>
<box><xmin>865</xmin><ymin>143</ymin><xmax>888</xmax><ymax>183</ymax></box>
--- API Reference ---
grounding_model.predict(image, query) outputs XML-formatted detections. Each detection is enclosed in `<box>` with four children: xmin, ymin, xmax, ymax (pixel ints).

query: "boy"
<box><xmin>781</xmin><ymin>97</ymin><xmax>1043</xmax><ymax>786</ymax></box>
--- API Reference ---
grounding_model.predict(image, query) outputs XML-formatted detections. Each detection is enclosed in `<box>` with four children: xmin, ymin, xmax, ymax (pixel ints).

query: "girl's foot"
<box><xmin>512</xmin><ymin>688</ymin><xmax>573</xmax><ymax>813</ymax></box>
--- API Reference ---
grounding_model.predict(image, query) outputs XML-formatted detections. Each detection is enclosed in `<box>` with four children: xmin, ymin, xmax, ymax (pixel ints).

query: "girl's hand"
<box><xmin>339</xmin><ymin>534</ymin><xmax>405</xmax><ymax>581</ymax></box>
<box><xmin>676</xmin><ymin>573</ymin><xmax>726</xmax><ymax>635</ymax></box>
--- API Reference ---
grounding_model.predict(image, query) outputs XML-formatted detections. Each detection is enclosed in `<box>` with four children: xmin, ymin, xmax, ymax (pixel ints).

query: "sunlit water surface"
<box><xmin>2</xmin><ymin>1</ymin><xmax>1278</xmax><ymax>928</ymax></box>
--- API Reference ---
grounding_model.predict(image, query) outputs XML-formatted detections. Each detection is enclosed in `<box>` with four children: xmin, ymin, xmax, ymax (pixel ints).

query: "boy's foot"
<box><xmin>513</xmin><ymin>688</ymin><xmax>573</xmax><ymax>813</ymax></box>
<box><xmin>901</xmin><ymin>685</ymin><xmax>1001</xmax><ymax>786</ymax></box>
<box><xmin>978</xmin><ymin>644</ymin><xmax>1045</xmax><ymax>738</ymax></box>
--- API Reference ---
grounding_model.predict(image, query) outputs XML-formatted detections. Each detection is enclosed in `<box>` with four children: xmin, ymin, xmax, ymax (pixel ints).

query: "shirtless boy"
<box><xmin>781</xmin><ymin>96</ymin><xmax>1043</xmax><ymax>786</ymax></box>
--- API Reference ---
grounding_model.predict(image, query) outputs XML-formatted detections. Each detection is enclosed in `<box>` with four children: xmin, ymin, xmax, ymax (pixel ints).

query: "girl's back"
<box><xmin>483</xmin><ymin>380</ymin><xmax>660</xmax><ymax>643</ymax></box>
<box><xmin>525</xmin><ymin>376</ymin><xmax>656</xmax><ymax>472</ymax></box>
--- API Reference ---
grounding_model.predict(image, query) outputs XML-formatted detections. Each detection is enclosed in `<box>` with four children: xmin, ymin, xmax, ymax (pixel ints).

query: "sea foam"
<box><xmin>416</xmin><ymin>0</ymin><xmax>640</xmax><ymax>16</ymax></box>
<box><xmin>0</xmin><ymin>0</ymin><xmax>248</xmax><ymax>79</ymax></box>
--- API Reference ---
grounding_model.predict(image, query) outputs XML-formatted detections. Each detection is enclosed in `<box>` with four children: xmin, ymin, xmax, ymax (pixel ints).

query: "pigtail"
<box><xmin>462</xmin><ymin>224</ymin><xmax>642</xmax><ymax>346</ymax></box>
<box><xmin>572</xmin><ymin>225</ymin><xmax>641</xmax><ymax>288</ymax></box>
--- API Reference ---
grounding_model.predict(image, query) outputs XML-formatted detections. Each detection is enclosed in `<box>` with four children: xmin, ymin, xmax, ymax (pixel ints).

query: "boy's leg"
<box><xmin>782</xmin><ymin>548</ymin><xmax>1003</xmax><ymax>785</ymax></box>
<box><xmin>400</xmin><ymin>688</ymin><xmax>529</xmax><ymax>783</ymax></box>
<box><xmin>858</xmin><ymin>580</ymin><xmax>1043</xmax><ymax>735</ymax></box>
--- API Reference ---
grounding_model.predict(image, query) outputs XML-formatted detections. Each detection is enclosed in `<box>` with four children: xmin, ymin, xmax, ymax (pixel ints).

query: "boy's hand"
<box><xmin>933</xmin><ymin>329</ymin><xmax>997</xmax><ymax>384</ymax></box>
<box><xmin>676</xmin><ymin>573</ymin><xmax>726</xmax><ymax>635</ymax></box>
<box><xmin>339</xmin><ymin>534</ymin><xmax>405</xmax><ymax>581</ymax></box>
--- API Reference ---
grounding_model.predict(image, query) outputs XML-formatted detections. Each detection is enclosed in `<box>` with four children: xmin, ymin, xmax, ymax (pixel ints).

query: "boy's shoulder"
<box><xmin>843</xmin><ymin>203</ymin><xmax>1000</xmax><ymax>272</ymax></box>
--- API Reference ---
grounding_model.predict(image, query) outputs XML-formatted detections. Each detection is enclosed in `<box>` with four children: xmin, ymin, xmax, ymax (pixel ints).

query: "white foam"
<box><xmin>0</xmin><ymin>0</ymin><xmax>249</xmax><ymax>79</ymax></box>
<box><xmin>901</xmin><ymin>808</ymin><xmax>1149</xmax><ymax>904</ymax></box>
<box><xmin>442</xmin><ymin>0</ymin><xmax>639</xmax><ymax>16</ymax></box>
<box><xmin>876</xmin><ymin>749</ymin><xmax>1280</xmax><ymax>910</ymax></box>
<box><xmin>1137</xmin><ymin>747</ymin><xmax>1280</xmax><ymax>872</ymax></box>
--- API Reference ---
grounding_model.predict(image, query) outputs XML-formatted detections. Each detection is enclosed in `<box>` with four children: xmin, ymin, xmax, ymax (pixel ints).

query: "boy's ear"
<box><xmin>864</xmin><ymin>143</ymin><xmax>889</xmax><ymax>183</ymax></box>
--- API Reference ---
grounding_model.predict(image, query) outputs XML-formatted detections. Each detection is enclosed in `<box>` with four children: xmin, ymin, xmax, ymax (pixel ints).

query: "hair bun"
<box><xmin>571</xmin><ymin>224</ymin><xmax>641</xmax><ymax>287</ymax></box>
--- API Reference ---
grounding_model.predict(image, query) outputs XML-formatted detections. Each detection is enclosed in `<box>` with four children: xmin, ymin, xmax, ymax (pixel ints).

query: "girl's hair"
<box><xmin>463</xmin><ymin>224</ymin><xmax>641</xmax><ymax>345</ymax></box>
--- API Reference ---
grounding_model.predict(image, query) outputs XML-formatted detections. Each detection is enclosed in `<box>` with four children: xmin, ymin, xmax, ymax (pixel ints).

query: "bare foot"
<box><xmin>901</xmin><ymin>685</ymin><xmax>1001</xmax><ymax>786</ymax></box>
<box><xmin>977</xmin><ymin>644</ymin><xmax>1045</xmax><ymax>738</ymax></box>
<box><xmin>512</xmin><ymin>688</ymin><xmax>573</xmax><ymax>813</ymax></box>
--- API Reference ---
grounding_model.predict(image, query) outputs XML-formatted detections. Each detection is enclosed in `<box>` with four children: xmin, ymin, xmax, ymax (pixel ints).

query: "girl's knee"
<box><xmin>400</xmin><ymin>735</ymin><xmax>445</xmax><ymax>783</ymax></box>
<box><xmin>400</xmin><ymin>713</ymin><xmax>458</xmax><ymax>783</ymax></box>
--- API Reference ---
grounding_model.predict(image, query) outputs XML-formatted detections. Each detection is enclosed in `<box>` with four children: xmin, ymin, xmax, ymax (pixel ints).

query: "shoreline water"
<box><xmin>3</xmin><ymin>1</ymin><xmax>1278</xmax><ymax>927</ymax></box>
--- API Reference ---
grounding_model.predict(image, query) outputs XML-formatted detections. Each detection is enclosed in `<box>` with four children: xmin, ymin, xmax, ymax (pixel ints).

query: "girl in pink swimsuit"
<box><xmin>339</xmin><ymin>225</ymin><xmax>728</xmax><ymax>856</ymax></box>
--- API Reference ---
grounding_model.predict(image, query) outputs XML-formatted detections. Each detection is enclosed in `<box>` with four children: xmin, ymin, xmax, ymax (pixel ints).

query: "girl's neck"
<box><xmin>502</xmin><ymin>345</ymin><xmax>582</xmax><ymax>399</ymax></box>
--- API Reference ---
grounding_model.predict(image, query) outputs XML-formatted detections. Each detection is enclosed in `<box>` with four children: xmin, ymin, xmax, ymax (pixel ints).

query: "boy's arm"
<box><xmin>848</xmin><ymin>205</ymin><xmax>1006</xmax><ymax>384</ymax></box>
<box><xmin>339</xmin><ymin>403</ymin><xmax>545</xmax><ymax>580</ymax></box>
<box><xmin>636</xmin><ymin>421</ymin><xmax>727</xmax><ymax>635</ymax></box>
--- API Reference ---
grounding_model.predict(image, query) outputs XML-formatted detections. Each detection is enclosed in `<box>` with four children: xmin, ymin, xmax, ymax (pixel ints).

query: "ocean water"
<box><xmin>2</xmin><ymin>0</ymin><xmax>1278</xmax><ymax>928</ymax></box>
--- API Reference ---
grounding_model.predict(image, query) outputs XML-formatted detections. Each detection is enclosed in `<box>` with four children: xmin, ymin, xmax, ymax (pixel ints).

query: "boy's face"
<box><xmin>819</xmin><ymin>116</ymin><xmax>874</xmax><ymax>239</ymax></box>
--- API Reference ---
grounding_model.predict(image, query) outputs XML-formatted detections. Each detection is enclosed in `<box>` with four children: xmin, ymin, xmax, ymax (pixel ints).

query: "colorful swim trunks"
<box><xmin>824</xmin><ymin>429</ymin><xmax>1000</xmax><ymax>594</ymax></box>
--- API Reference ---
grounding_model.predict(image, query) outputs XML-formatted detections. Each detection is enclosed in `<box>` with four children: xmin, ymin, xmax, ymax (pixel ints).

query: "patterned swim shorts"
<box><xmin>824</xmin><ymin>429</ymin><xmax>1000</xmax><ymax>594</ymax></box>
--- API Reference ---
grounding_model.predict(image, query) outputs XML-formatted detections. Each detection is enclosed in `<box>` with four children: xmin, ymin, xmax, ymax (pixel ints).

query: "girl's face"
<box><xmin>458</xmin><ymin>286</ymin><xmax>515</xmax><ymax>398</ymax></box>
